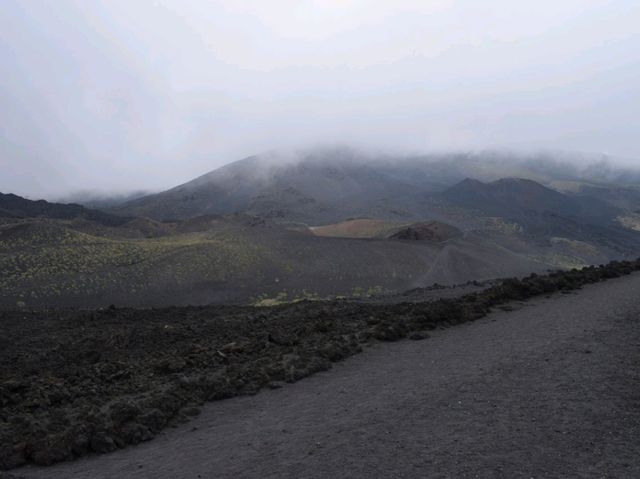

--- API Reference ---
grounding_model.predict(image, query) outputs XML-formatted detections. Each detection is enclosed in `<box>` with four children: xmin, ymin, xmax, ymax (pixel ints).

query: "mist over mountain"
<box><xmin>54</xmin><ymin>190</ymin><xmax>152</xmax><ymax>211</ymax></box>
<box><xmin>3</xmin><ymin>1</ymin><xmax>640</xmax><ymax>198</ymax></box>
<box><xmin>112</xmin><ymin>148</ymin><xmax>640</xmax><ymax>224</ymax></box>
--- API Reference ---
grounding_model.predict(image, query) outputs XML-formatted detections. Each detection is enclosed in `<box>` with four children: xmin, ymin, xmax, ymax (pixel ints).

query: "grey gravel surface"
<box><xmin>19</xmin><ymin>274</ymin><xmax>640</xmax><ymax>479</ymax></box>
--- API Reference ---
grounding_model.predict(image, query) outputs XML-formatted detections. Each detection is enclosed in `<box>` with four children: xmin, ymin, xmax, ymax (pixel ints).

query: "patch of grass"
<box><xmin>0</xmin><ymin>225</ymin><xmax>267</xmax><ymax>302</ymax></box>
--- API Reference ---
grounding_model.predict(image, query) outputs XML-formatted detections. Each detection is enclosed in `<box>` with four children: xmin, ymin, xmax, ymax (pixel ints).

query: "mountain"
<box><xmin>438</xmin><ymin>178</ymin><xmax>640</xmax><ymax>256</ymax></box>
<box><xmin>55</xmin><ymin>190</ymin><xmax>152</xmax><ymax>210</ymax></box>
<box><xmin>2</xmin><ymin>149</ymin><xmax>640</xmax><ymax>309</ymax></box>
<box><xmin>111</xmin><ymin>149</ymin><xmax>640</xmax><ymax>225</ymax></box>
<box><xmin>111</xmin><ymin>152</ymin><xmax>430</xmax><ymax>223</ymax></box>
<box><xmin>0</xmin><ymin>192</ymin><xmax>130</xmax><ymax>226</ymax></box>
<box><xmin>440</xmin><ymin>178</ymin><xmax>619</xmax><ymax>224</ymax></box>
<box><xmin>574</xmin><ymin>184</ymin><xmax>640</xmax><ymax>212</ymax></box>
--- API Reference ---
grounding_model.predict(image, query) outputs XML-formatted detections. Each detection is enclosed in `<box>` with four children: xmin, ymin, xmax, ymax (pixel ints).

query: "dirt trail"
<box><xmin>19</xmin><ymin>274</ymin><xmax>640</xmax><ymax>478</ymax></box>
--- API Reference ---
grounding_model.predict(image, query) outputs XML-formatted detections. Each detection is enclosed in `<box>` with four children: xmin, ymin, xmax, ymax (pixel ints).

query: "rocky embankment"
<box><xmin>1</xmin><ymin>260</ymin><xmax>640</xmax><ymax>470</ymax></box>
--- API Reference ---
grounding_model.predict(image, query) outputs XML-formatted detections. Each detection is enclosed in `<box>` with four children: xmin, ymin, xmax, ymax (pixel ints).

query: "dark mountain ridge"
<box><xmin>111</xmin><ymin>150</ymin><xmax>640</xmax><ymax>225</ymax></box>
<box><xmin>441</xmin><ymin>177</ymin><xmax>619</xmax><ymax>224</ymax></box>
<box><xmin>0</xmin><ymin>192</ymin><xmax>130</xmax><ymax>226</ymax></box>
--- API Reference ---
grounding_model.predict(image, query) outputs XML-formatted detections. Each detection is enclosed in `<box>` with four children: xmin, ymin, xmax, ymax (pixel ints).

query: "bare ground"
<box><xmin>17</xmin><ymin>273</ymin><xmax>640</xmax><ymax>479</ymax></box>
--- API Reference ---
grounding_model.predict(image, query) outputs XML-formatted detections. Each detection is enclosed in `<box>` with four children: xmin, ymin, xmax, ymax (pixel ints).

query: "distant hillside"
<box><xmin>111</xmin><ymin>152</ymin><xmax>429</xmax><ymax>223</ymax></box>
<box><xmin>2</xmin><ymin>149</ymin><xmax>640</xmax><ymax>309</ymax></box>
<box><xmin>0</xmin><ymin>211</ymin><xmax>633</xmax><ymax>309</ymax></box>
<box><xmin>0</xmin><ymin>192</ymin><xmax>130</xmax><ymax>226</ymax></box>
<box><xmin>56</xmin><ymin>190</ymin><xmax>152</xmax><ymax>210</ymax></box>
<box><xmin>0</xmin><ymin>217</ymin><xmax>447</xmax><ymax>308</ymax></box>
<box><xmin>441</xmin><ymin>178</ymin><xmax>619</xmax><ymax>224</ymax></box>
<box><xmin>111</xmin><ymin>149</ymin><xmax>640</xmax><ymax>225</ymax></box>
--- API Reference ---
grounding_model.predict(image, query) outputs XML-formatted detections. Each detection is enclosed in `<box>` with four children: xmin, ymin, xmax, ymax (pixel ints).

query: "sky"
<box><xmin>1</xmin><ymin>0</ymin><xmax>640</xmax><ymax>199</ymax></box>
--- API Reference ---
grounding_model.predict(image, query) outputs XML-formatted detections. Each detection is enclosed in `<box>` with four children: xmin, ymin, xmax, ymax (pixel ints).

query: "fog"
<box><xmin>1</xmin><ymin>0</ymin><xmax>640</xmax><ymax>199</ymax></box>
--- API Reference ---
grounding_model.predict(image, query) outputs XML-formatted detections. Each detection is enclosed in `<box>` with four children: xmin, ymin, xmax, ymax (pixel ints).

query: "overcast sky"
<box><xmin>1</xmin><ymin>0</ymin><xmax>640</xmax><ymax>198</ymax></box>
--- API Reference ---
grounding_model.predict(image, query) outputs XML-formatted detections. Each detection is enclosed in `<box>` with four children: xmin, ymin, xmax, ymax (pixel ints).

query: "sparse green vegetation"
<box><xmin>0</xmin><ymin>218</ymin><xmax>444</xmax><ymax>308</ymax></box>
<box><xmin>0</xmin><ymin>223</ymin><xmax>268</xmax><ymax>305</ymax></box>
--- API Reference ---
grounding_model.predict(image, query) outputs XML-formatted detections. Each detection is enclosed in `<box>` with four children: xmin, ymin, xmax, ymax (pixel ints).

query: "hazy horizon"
<box><xmin>2</xmin><ymin>1</ymin><xmax>640</xmax><ymax>199</ymax></box>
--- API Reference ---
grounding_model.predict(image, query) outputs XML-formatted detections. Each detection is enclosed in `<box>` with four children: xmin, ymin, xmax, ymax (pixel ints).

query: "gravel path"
<box><xmin>19</xmin><ymin>274</ymin><xmax>640</xmax><ymax>478</ymax></box>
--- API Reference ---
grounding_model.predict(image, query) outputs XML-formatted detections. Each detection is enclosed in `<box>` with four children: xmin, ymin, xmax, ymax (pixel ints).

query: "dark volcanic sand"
<box><xmin>19</xmin><ymin>274</ymin><xmax>640</xmax><ymax>478</ymax></box>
